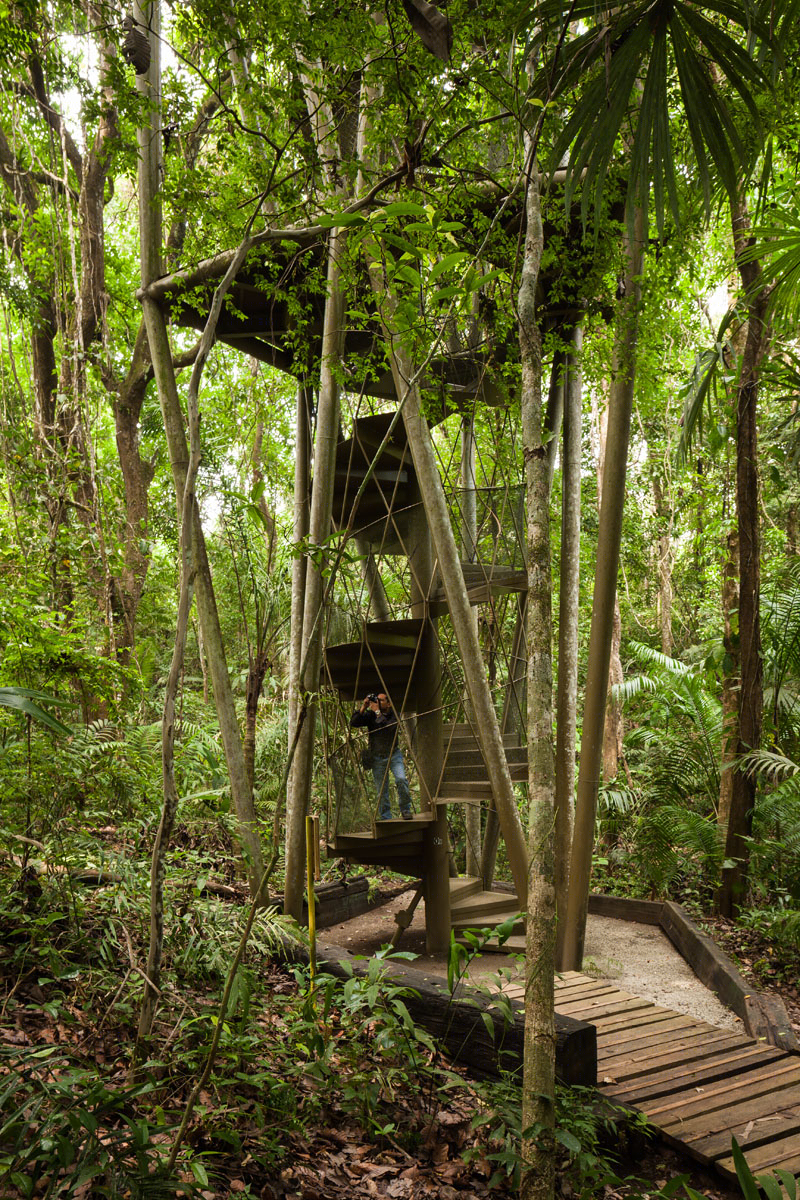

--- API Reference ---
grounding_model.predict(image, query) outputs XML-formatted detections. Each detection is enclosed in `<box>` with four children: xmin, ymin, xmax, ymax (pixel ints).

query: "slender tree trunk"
<box><xmin>652</xmin><ymin>474</ymin><xmax>673</xmax><ymax>656</ymax></box>
<box><xmin>287</xmin><ymin>382</ymin><xmax>311</xmax><ymax>823</ymax></box>
<box><xmin>460</xmin><ymin>413</ymin><xmax>482</xmax><ymax>877</ymax></box>
<box><xmin>284</xmin><ymin>230</ymin><xmax>347</xmax><ymax>921</ymax></box>
<box><xmin>602</xmin><ymin>602</ymin><xmax>624</xmax><ymax>781</ymax></box>
<box><xmin>554</xmin><ymin>323</ymin><xmax>582</xmax><ymax>969</ymax></box>
<box><xmin>563</xmin><ymin>214</ymin><xmax>644</xmax><ymax>971</ymax></box>
<box><xmin>518</xmin><ymin>145</ymin><xmax>556</xmax><ymax>1200</ymax></box>
<box><xmin>354</xmin><ymin>536</ymin><xmax>392</xmax><ymax>620</ymax></box>
<box><xmin>719</xmin><ymin>528</ymin><xmax>740</xmax><ymax>828</ymax></box>
<box><xmin>134</xmin><ymin>0</ymin><xmax>264</xmax><ymax>898</ymax></box>
<box><xmin>364</xmin><ymin>242</ymin><xmax>529</xmax><ymax>907</ymax></box>
<box><xmin>108</xmin><ymin>323</ymin><xmax>155</xmax><ymax>662</ymax></box>
<box><xmin>718</xmin><ymin>198</ymin><xmax>767</xmax><ymax>917</ymax></box>
<box><xmin>545</xmin><ymin>345</ymin><xmax>567</xmax><ymax>491</ymax></box>
<box><xmin>592</xmin><ymin>383</ymin><xmax>625</xmax><ymax>782</ymax></box>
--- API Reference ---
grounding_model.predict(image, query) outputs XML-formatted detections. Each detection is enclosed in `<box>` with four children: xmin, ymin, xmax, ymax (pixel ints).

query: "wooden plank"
<box><xmin>681</xmin><ymin>1086</ymin><xmax>800</xmax><ymax>1152</ymax></box>
<box><xmin>642</xmin><ymin>1060</ymin><xmax>800</xmax><ymax>1124</ymax></box>
<box><xmin>553</xmin><ymin>982</ymin><xmax>622</xmax><ymax>1003</ymax></box>
<box><xmin>600</xmin><ymin>1027</ymin><xmax>738</xmax><ymax>1068</ymax></box>
<box><xmin>557</xmin><ymin>996</ymin><xmax>656</xmax><ymax>1019</ymax></box>
<box><xmin>597</xmin><ymin>1012</ymin><xmax>699</xmax><ymax>1044</ymax></box>
<box><xmin>593</xmin><ymin>1008</ymin><xmax>689</xmax><ymax>1037</ymax></box>
<box><xmin>717</xmin><ymin>1134</ymin><xmax>800</xmax><ymax>1176</ymax></box>
<box><xmin>600</xmin><ymin>1030</ymin><xmax>739</xmax><ymax>1078</ymax></box>
<box><xmin>606</xmin><ymin>1045</ymin><xmax>785</xmax><ymax>1102</ymax></box>
<box><xmin>588</xmin><ymin>893</ymin><xmax>664</xmax><ymax>925</ymax></box>
<box><xmin>554</xmin><ymin>976</ymin><xmax>620</xmax><ymax>995</ymax></box>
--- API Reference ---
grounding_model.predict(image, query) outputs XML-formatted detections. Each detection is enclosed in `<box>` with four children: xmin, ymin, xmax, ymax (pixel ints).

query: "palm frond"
<box><xmin>531</xmin><ymin>0</ymin><xmax>775</xmax><ymax>232</ymax></box>
<box><xmin>0</xmin><ymin>687</ymin><xmax>72</xmax><ymax>736</ymax></box>
<box><xmin>675</xmin><ymin>307</ymin><xmax>738</xmax><ymax>466</ymax></box>
<box><xmin>612</xmin><ymin>674</ymin><xmax>656</xmax><ymax>704</ymax></box>
<box><xmin>626</xmin><ymin>641</ymin><xmax>693</xmax><ymax>676</ymax></box>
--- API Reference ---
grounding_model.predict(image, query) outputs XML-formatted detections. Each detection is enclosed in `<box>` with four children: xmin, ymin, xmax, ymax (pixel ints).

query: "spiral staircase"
<box><xmin>322</xmin><ymin>410</ymin><xmax>527</xmax><ymax>943</ymax></box>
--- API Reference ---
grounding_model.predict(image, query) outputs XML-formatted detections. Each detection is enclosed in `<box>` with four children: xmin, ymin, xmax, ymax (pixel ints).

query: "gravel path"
<box><xmin>321</xmin><ymin>889</ymin><xmax>744</xmax><ymax>1032</ymax></box>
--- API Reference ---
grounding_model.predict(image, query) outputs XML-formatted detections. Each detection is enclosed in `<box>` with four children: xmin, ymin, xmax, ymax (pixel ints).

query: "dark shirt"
<box><xmin>350</xmin><ymin>705</ymin><xmax>400</xmax><ymax>758</ymax></box>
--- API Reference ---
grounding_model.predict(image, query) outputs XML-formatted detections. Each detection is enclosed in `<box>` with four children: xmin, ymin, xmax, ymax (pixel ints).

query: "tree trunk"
<box><xmin>134</xmin><ymin>0</ymin><xmax>264</xmax><ymax>898</ymax></box>
<box><xmin>284</xmin><ymin>229</ymin><xmax>347</xmax><ymax>922</ymax></box>
<box><xmin>108</xmin><ymin>322</ymin><xmax>155</xmax><ymax>662</ymax></box>
<box><xmin>554</xmin><ymin>323</ymin><xmax>582</xmax><ymax>969</ymax></box>
<box><xmin>518</xmin><ymin>145</ymin><xmax>556</xmax><ymax>1200</ymax></box>
<box><xmin>460</xmin><ymin>413</ymin><xmax>482</xmax><ymax>877</ymax></box>
<box><xmin>652</xmin><ymin>474</ymin><xmax>673</xmax><ymax>656</ymax></box>
<box><xmin>719</xmin><ymin>528</ymin><xmax>740</xmax><ymax>829</ymax></box>
<box><xmin>364</xmin><ymin>242</ymin><xmax>529</xmax><ymax>908</ymax></box>
<box><xmin>602</xmin><ymin>601</ymin><xmax>624</xmax><ymax>782</ymax></box>
<box><xmin>287</xmin><ymin>383</ymin><xmax>311</xmax><ymax>827</ymax></box>
<box><xmin>562</xmin><ymin>213</ymin><xmax>644</xmax><ymax>971</ymax></box>
<box><xmin>717</xmin><ymin>197</ymin><xmax>767</xmax><ymax>917</ymax></box>
<box><xmin>545</xmin><ymin>345</ymin><xmax>567</xmax><ymax>491</ymax></box>
<box><xmin>354</xmin><ymin>536</ymin><xmax>392</xmax><ymax>620</ymax></box>
<box><xmin>592</xmin><ymin>381</ymin><xmax>625</xmax><ymax>783</ymax></box>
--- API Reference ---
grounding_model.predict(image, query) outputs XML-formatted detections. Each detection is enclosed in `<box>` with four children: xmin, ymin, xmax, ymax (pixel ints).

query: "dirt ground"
<box><xmin>321</xmin><ymin>888</ymin><xmax>744</xmax><ymax>1032</ymax></box>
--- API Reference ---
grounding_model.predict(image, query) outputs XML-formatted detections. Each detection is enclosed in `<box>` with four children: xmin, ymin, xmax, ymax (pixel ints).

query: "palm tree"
<box><xmin>523</xmin><ymin>0</ymin><xmax>778</xmax><ymax>965</ymax></box>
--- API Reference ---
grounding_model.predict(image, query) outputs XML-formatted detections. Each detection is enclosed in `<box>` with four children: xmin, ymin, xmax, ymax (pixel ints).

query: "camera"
<box><xmin>367</xmin><ymin>693</ymin><xmax>378</xmax><ymax>703</ymax></box>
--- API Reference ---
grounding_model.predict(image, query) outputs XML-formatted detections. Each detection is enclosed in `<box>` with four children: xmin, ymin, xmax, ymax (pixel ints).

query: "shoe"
<box><xmin>401</xmin><ymin>810</ymin><xmax>412</xmax><ymax>821</ymax></box>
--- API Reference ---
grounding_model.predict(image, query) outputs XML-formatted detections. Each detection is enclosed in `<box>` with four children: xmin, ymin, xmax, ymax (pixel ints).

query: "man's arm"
<box><xmin>350</xmin><ymin>697</ymin><xmax>373</xmax><ymax>729</ymax></box>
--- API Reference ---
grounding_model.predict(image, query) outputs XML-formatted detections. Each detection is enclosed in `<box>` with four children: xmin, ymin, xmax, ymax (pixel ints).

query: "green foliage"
<box><xmin>605</xmin><ymin>643</ymin><xmax>726</xmax><ymax>897</ymax></box>
<box><xmin>0</xmin><ymin>1053</ymin><xmax>190</xmax><ymax>1199</ymax></box>
<box><xmin>0</xmin><ymin>686</ymin><xmax>71</xmax><ymax>735</ymax></box>
<box><xmin>727</xmin><ymin>1136</ymin><xmax>799</xmax><ymax>1200</ymax></box>
<box><xmin>532</xmin><ymin>0</ymin><xmax>775</xmax><ymax>231</ymax></box>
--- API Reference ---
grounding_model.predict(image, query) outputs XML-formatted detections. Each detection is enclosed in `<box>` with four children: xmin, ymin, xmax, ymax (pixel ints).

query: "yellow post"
<box><xmin>311</xmin><ymin>814</ymin><xmax>321</xmax><ymax>880</ymax></box>
<box><xmin>305</xmin><ymin>815</ymin><xmax>316</xmax><ymax>985</ymax></box>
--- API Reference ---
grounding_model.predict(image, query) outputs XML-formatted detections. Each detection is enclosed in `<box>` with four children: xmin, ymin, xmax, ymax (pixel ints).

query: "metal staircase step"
<box><xmin>443</xmin><ymin>724</ymin><xmax>521</xmax><ymax>749</ymax></box>
<box><xmin>436</xmin><ymin>783</ymin><xmax>494</xmax><ymax>799</ymax></box>
<box><xmin>323</xmin><ymin>619</ymin><xmax>424</xmax><ymax>701</ymax></box>
<box><xmin>442</xmin><ymin>747</ymin><xmax>528</xmax><ymax>766</ymax></box>
<box><xmin>449</xmin><ymin>875</ymin><xmax>483</xmax><ymax>903</ymax></box>
<box><xmin>430</xmin><ymin>563</ymin><xmax>528</xmax><ymax>609</ymax></box>
<box><xmin>450</xmin><ymin>889</ymin><xmax>523</xmax><ymax>930</ymax></box>
<box><xmin>442</xmin><ymin>762</ymin><xmax>528</xmax><ymax>783</ymax></box>
<box><xmin>332</xmin><ymin>413</ymin><xmax>415</xmax><ymax>544</ymax></box>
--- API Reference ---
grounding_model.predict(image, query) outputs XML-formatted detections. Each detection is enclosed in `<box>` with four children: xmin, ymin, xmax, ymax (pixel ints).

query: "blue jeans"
<box><xmin>371</xmin><ymin>748</ymin><xmax>412</xmax><ymax>820</ymax></box>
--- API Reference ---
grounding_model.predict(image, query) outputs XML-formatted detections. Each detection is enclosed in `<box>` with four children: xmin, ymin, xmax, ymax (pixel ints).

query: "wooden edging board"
<box><xmin>275</xmin><ymin>931</ymin><xmax>597</xmax><ymax>1088</ymax></box>
<box><xmin>589</xmin><ymin>893</ymin><xmax>799</xmax><ymax>1054</ymax></box>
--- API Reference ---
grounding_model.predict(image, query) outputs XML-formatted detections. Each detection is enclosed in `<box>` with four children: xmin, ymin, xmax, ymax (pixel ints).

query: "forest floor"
<box><xmin>3</xmin><ymin>859</ymin><xmax>800</xmax><ymax>1200</ymax></box>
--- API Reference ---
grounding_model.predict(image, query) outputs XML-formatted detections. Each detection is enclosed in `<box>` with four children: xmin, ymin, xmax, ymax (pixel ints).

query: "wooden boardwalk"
<box><xmin>500</xmin><ymin>971</ymin><xmax>800</xmax><ymax>1183</ymax></box>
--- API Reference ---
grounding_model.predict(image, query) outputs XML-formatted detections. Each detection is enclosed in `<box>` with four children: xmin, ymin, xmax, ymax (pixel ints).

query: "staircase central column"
<box><xmin>408</xmin><ymin>479</ymin><xmax>450</xmax><ymax>953</ymax></box>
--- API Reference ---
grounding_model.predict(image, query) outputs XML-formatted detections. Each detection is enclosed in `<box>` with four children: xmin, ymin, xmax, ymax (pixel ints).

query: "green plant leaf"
<box><xmin>0</xmin><ymin>688</ymin><xmax>71</xmax><ymax>735</ymax></box>
<box><xmin>731</xmin><ymin>1137</ymin><xmax>761</xmax><ymax>1200</ymax></box>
